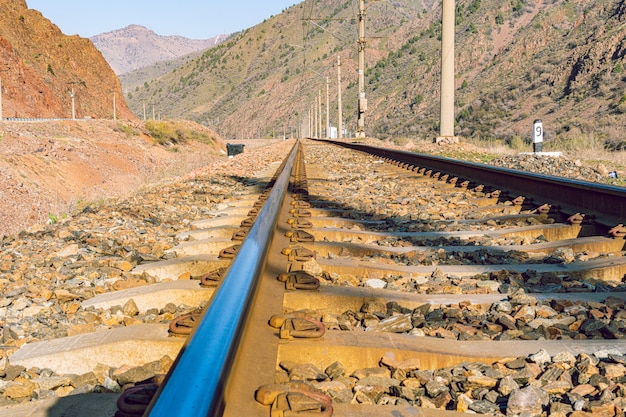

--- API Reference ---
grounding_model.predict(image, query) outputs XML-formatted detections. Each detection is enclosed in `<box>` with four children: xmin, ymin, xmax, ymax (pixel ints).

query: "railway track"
<box><xmin>5</xmin><ymin>139</ymin><xmax>626</xmax><ymax>417</ymax></box>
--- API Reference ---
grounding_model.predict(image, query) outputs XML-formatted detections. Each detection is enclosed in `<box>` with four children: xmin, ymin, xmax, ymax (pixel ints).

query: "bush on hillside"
<box><xmin>145</xmin><ymin>121</ymin><xmax>215</xmax><ymax>146</ymax></box>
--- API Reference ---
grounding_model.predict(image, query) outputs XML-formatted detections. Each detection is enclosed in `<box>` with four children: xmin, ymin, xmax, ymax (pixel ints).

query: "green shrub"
<box><xmin>508</xmin><ymin>135</ymin><xmax>527</xmax><ymax>151</ymax></box>
<box><xmin>145</xmin><ymin>121</ymin><xmax>180</xmax><ymax>145</ymax></box>
<box><xmin>115</xmin><ymin>123</ymin><xmax>140</xmax><ymax>137</ymax></box>
<box><xmin>145</xmin><ymin>121</ymin><xmax>215</xmax><ymax>146</ymax></box>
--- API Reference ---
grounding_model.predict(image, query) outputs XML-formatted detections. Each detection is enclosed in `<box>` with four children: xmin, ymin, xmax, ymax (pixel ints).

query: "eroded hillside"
<box><xmin>125</xmin><ymin>0</ymin><xmax>626</xmax><ymax>145</ymax></box>
<box><xmin>0</xmin><ymin>0</ymin><xmax>133</xmax><ymax>119</ymax></box>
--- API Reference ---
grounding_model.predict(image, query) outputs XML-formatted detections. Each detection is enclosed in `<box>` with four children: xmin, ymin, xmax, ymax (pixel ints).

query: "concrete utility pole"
<box><xmin>113</xmin><ymin>92</ymin><xmax>117</xmax><ymax>121</ymax></box>
<box><xmin>438</xmin><ymin>0</ymin><xmax>456</xmax><ymax>141</ymax></box>
<box><xmin>314</xmin><ymin>99</ymin><xmax>318</xmax><ymax>138</ymax></box>
<box><xmin>70</xmin><ymin>88</ymin><xmax>76</xmax><ymax>120</ymax></box>
<box><xmin>356</xmin><ymin>0</ymin><xmax>367</xmax><ymax>138</ymax></box>
<box><xmin>337</xmin><ymin>55</ymin><xmax>343</xmax><ymax>139</ymax></box>
<box><xmin>0</xmin><ymin>75</ymin><xmax>3</xmax><ymax>121</ymax></box>
<box><xmin>325</xmin><ymin>78</ymin><xmax>330</xmax><ymax>139</ymax></box>
<box><xmin>318</xmin><ymin>89</ymin><xmax>322</xmax><ymax>138</ymax></box>
<box><xmin>0</xmin><ymin>65</ymin><xmax>11</xmax><ymax>121</ymax></box>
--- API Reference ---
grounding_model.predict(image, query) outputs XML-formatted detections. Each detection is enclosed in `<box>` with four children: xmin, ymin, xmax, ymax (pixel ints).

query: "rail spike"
<box><xmin>535</xmin><ymin>203</ymin><xmax>551</xmax><ymax>215</ymax></box>
<box><xmin>199</xmin><ymin>267</ymin><xmax>227</xmax><ymax>287</ymax></box>
<box><xmin>256</xmin><ymin>382</ymin><xmax>333</xmax><ymax>416</ymax></box>
<box><xmin>609</xmin><ymin>224</ymin><xmax>626</xmax><ymax>239</ymax></box>
<box><xmin>277</xmin><ymin>271</ymin><xmax>320</xmax><ymax>290</ymax></box>
<box><xmin>168</xmin><ymin>311</ymin><xmax>202</xmax><ymax>336</ymax></box>
<box><xmin>281</xmin><ymin>246</ymin><xmax>316</xmax><ymax>262</ymax></box>
<box><xmin>285</xmin><ymin>230</ymin><xmax>315</xmax><ymax>243</ymax></box>
<box><xmin>116</xmin><ymin>383</ymin><xmax>160</xmax><ymax>417</ymax></box>
<box><xmin>567</xmin><ymin>213</ymin><xmax>585</xmax><ymax>225</ymax></box>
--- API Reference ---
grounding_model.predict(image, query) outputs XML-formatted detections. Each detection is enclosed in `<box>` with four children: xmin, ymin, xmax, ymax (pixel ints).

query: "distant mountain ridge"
<box><xmin>91</xmin><ymin>24</ymin><xmax>228</xmax><ymax>75</ymax></box>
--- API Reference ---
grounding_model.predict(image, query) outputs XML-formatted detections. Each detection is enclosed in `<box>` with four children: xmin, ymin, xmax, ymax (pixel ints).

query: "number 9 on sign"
<box><xmin>533</xmin><ymin>119</ymin><xmax>543</xmax><ymax>144</ymax></box>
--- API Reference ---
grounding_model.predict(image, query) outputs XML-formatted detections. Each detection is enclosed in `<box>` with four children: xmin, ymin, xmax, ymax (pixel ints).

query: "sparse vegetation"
<box><xmin>123</xmin><ymin>0</ymin><xmax>626</xmax><ymax>148</ymax></box>
<box><xmin>392</xmin><ymin>137</ymin><xmax>411</xmax><ymax>146</ymax></box>
<box><xmin>145</xmin><ymin>120</ymin><xmax>216</xmax><ymax>146</ymax></box>
<box><xmin>114</xmin><ymin>123</ymin><xmax>140</xmax><ymax>137</ymax></box>
<box><xmin>618</xmin><ymin>94</ymin><xmax>626</xmax><ymax>113</ymax></box>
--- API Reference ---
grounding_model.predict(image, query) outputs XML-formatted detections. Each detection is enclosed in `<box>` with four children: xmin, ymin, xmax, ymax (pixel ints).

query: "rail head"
<box><xmin>144</xmin><ymin>141</ymin><xmax>299</xmax><ymax>417</ymax></box>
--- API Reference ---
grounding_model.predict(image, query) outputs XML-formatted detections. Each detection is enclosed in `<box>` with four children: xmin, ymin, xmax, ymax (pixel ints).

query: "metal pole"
<box><xmin>142</xmin><ymin>100</ymin><xmax>146</xmax><ymax>121</ymax></box>
<box><xmin>70</xmin><ymin>88</ymin><xmax>75</xmax><ymax>120</ymax></box>
<box><xmin>356</xmin><ymin>0</ymin><xmax>366</xmax><ymax>138</ymax></box>
<box><xmin>311</xmin><ymin>104</ymin><xmax>314</xmax><ymax>138</ymax></box>
<box><xmin>311</xmin><ymin>103</ymin><xmax>317</xmax><ymax>138</ymax></box>
<box><xmin>439</xmin><ymin>0</ymin><xmax>456</xmax><ymax>139</ymax></box>
<box><xmin>318</xmin><ymin>89</ymin><xmax>322</xmax><ymax>138</ymax></box>
<box><xmin>325</xmin><ymin>77</ymin><xmax>330</xmax><ymax>139</ymax></box>
<box><xmin>337</xmin><ymin>56</ymin><xmax>343</xmax><ymax>139</ymax></box>
<box><xmin>313</xmin><ymin>97</ymin><xmax>320</xmax><ymax>138</ymax></box>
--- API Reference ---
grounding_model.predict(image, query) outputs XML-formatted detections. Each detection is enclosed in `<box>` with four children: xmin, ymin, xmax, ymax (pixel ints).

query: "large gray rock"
<box><xmin>506</xmin><ymin>385</ymin><xmax>549</xmax><ymax>416</ymax></box>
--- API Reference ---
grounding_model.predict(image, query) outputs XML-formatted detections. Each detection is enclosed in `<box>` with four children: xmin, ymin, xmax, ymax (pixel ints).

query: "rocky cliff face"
<box><xmin>91</xmin><ymin>25</ymin><xmax>228</xmax><ymax>75</ymax></box>
<box><xmin>0</xmin><ymin>0</ymin><xmax>134</xmax><ymax>120</ymax></box>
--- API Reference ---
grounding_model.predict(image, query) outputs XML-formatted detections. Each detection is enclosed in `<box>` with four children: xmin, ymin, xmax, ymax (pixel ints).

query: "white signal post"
<box><xmin>533</xmin><ymin>119</ymin><xmax>543</xmax><ymax>152</ymax></box>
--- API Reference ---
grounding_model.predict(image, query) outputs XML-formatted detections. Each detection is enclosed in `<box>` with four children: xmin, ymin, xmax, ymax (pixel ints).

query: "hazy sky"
<box><xmin>27</xmin><ymin>1</ymin><xmax>299</xmax><ymax>39</ymax></box>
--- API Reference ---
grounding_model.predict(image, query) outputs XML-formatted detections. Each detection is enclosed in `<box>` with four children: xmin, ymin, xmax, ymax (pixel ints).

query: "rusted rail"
<box><xmin>318</xmin><ymin>139</ymin><xmax>626</xmax><ymax>227</ymax></box>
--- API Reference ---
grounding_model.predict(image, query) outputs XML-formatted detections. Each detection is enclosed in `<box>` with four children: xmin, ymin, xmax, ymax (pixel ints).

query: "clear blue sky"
<box><xmin>27</xmin><ymin>1</ymin><xmax>299</xmax><ymax>39</ymax></box>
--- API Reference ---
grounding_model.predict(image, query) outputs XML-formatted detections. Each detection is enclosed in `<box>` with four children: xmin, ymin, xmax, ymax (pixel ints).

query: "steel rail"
<box><xmin>144</xmin><ymin>141</ymin><xmax>299</xmax><ymax>417</ymax></box>
<box><xmin>319</xmin><ymin>139</ymin><xmax>626</xmax><ymax>227</ymax></box>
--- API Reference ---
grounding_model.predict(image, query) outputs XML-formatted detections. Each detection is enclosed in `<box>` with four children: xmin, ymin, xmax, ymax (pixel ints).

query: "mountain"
<box><xmin>119</xmin><ymin>50</ymin><xmax>208</xmax><ymax>97</ymax></box>
<box><xmin>91</xmin><ymin>25</ymin><xmax>228</xmax><ymax>75</ymax></box>
<box><xmin>0</xmin><ymin>0</ymin><xmax>134</xmax><ymax>120</ymax></box>
<box><xmin>124</xmin><ymin>0</ymin><xmax>626</xmax><ymax>146</ymax></box>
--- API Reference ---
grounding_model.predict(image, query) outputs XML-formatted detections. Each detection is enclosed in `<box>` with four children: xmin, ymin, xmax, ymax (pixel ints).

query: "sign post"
<box><xmin>532</xmin><ymin>119</ymin><xmax>543</xmax><ymax>153</ymax></box>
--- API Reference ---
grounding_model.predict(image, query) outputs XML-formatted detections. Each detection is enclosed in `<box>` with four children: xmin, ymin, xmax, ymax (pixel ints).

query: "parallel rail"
<box><xmin>320</xmin><ymin>139</ymin><xmax>626</xmax><ymax>228</ymax></box>
<box><xmin>141</xmin><ymin>139</ymin><xmax>626</xmax><ymax>417</ymax></box>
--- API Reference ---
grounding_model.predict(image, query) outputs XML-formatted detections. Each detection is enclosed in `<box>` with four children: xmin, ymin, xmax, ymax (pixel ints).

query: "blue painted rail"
<box><xmin>144</xmin><ymin>142</ymin><xmax>298</xmax><ymax>416</ymax></box>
